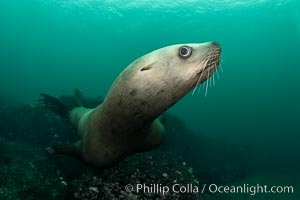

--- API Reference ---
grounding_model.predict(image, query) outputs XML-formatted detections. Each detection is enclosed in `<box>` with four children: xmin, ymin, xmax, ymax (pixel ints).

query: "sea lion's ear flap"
<box><xmin>140</xmin><ymin>61</ymin><xmax>157</xmax><ymax>72</ymax></box>
<box><xmin>140</xmin><ymin>64</ymin><xmax>153</xmax><ymax>72</ymax></box>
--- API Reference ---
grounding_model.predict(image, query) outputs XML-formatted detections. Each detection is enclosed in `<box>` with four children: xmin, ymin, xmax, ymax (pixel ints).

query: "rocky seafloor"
<box><xmin>0</xmin><ymin>102</ymin><xmax>248</xmax><ymax>200</ymax></box>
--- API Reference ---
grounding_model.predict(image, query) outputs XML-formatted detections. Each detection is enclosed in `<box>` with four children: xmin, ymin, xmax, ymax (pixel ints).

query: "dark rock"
<box><xmin>69</xmin><ymin>150</ymin><xmax>203</xmax><ymax>200</ymax></box>
<box><xmin>0</xmin><ymin>137</ymin><xmax>203</xmax><ymax>200</ymax></box>
<box><xmin>0</xmin><ymin>138</ymin><xmax>66</xmax><ymax>200</ymax></box>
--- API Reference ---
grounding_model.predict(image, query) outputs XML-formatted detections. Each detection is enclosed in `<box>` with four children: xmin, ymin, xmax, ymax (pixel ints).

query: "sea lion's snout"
<box><xmin>205</xmin><ymin>42</ymin><xmax>221</xmax><ymax>70</ymax></box>
<box><xmin>195</xmin><ymin>42</ymin><xmax>221</xmax><ymax>75</ymax></box>
<box><xmin>209</xmin><ymin>42</ymin><xmax>221</xmax><ymax>56</ymax></box>
<box><xmin>190</xmin><ymin>41</ymin><xmax>222</xmax><ymax>94</ymax></box>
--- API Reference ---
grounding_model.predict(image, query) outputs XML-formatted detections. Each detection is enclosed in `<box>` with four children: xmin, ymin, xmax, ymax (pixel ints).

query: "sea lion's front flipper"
<box><xmin>49</xmin><ymin>141</ymin><xmax>82</xmax><ymax>161</ymax></box>
<box><xmin>39</xmin><ymin>93</ymin><xmax>69</xmax><ymax>119</ymax></box>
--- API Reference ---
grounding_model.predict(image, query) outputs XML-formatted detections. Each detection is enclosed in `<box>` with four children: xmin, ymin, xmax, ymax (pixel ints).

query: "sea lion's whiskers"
<box><xmin>220</xmin><ymin>64</ymin><xmax>224</xmax><ymax>73</ymax></box>
<box><xmin>209</xmin><ymin>71</ymin><xmax>212</xmax><ymax>88</ymax></box>
<box><xmin>192</xmin><ymin>76</ymin><xmax>201</xmax><ymax>95</ymax></box>
<box><xmin>195</xmin><ymin>69</ymin><xmax>205</xmax><ymax>95</ymax></box>
<box><xmin>198</xmin><ymin>80</ymin><xmax>204</xmax><ymax>95</ymax></box>
<box><xmin>205</xmin><ymin>69</ymin><xmax>210</xmax><ymax>97</ymax></box>
<box><xmin>192</xmin><ymin>60</ymin><xmax>206</xmax><ymax>95</ymax></box>
<box><xmin>212</xmin><ymin>73</ymin><xmax>215</xmax><ymax>87</ymax></box>
<box><xmin>196</xmin><ymin>58</ymin><xmax>211</xmax><ymax>95</ymax></box>
<box><xmin>216</xmin><ymin>67</ymin><xmax>220</xmax><ymax>80</ymax></box>
<box><xmin>197</xmin><ymin>83</ymin><xmax>203</xmax><ymax>95</ymax></box>
<box><xmin>204</xmin><ymin>80</ymin><xmax>208</xmax><ymax>97</ymax></box>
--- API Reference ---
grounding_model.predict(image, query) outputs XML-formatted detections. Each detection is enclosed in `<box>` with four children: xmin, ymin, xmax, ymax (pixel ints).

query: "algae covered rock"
<box><xmin>68</xmin><ymin>150</ymin><xmax>203</xmax><ymax>200</ymax></box>
<box><xmin>0</xmin><ymin>138</ymin><xmax>66</xmax><ymax>200</ymax></box>
<box><xmin>0</xmin><ymin>137</ymin><xmax>204</xmax><ymax>200</ymax></box>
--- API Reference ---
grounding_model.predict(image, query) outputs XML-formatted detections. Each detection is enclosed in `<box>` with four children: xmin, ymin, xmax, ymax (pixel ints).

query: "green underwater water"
<box><xmin>0</xmin><ymin>0</ymin><xmax>300</xmax><ymax>199</ymax></box>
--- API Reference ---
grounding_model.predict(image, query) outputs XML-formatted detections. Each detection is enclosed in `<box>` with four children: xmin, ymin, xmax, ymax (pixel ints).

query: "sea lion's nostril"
<box><xmin>211</xmin><ymin>42</ymin><xmax>220</xmax><ymax>47</ymax></box>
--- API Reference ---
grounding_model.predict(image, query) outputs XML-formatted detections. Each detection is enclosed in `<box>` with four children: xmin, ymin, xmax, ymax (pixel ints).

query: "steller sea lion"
<box><xmin>39</xmin><ymin>42</ymin><xmax>221</xmax><ymax>168</ymax></box>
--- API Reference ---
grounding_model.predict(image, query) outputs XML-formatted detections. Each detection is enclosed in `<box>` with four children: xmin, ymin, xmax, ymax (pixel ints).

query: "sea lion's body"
<box><xmin>41</xmin><ymin>42</ymin><xmax>221</xmax><ymax>168</ymax></box>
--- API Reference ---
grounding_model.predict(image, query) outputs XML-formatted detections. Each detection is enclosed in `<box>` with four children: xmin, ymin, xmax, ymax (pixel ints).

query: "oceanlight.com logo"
<box><xmin>207</xmin><ymin>184</ymin><xmax>294</xmax><ymax>196</ymax></box>
<box><xmin>124</xmin><ymin>183</ymin><xmax>294</xmax><ymax>196</ymax></box>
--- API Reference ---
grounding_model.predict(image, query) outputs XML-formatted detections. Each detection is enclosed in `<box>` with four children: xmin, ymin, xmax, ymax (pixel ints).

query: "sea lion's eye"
<box><xmin>179</xmin><ymin>46</ymin><xmax>192</xmax><ymax>58</ymax></box>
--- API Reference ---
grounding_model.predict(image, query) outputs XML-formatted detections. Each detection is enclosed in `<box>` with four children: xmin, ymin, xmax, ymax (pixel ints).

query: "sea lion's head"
<box><xmin>106</xmin><ymin>42</ymin><xmax>221</xmax><ymax>119</ymax></box>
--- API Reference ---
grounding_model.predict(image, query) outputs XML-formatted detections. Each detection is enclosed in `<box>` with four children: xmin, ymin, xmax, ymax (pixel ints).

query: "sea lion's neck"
<box><xmin>93</xmin><ymin>76</ymin><xmax>162</xmax><ymax>135</ymax></box>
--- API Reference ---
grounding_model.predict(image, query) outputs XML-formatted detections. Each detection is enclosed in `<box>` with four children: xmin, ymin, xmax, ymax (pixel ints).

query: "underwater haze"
<box><xmin>0</xmin><ymin>0</ymin><xmax>300</xmax><ymax>199</ymax></box>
